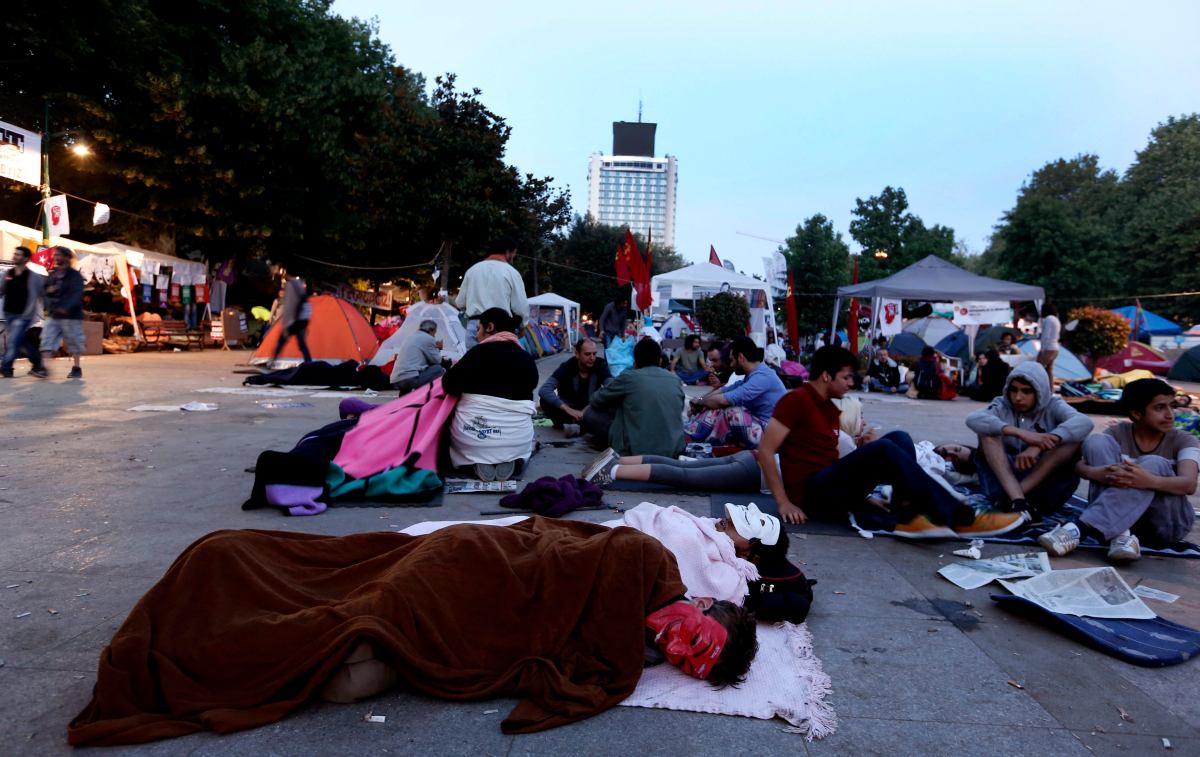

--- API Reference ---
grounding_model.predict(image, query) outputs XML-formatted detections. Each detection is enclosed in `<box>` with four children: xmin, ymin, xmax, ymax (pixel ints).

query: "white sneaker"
<box><xmin>1037</xmin><ymin>522</ymin><xmax>1081</xmax><ymax>557</ymax></box>
<box><xmin>581</xmin><ymin>448</ymin><xmax>617</xmax><ymax>482</ymax></box>
<box><xmin>1108</xmin><ymin>533</ymin><xmax>1141</xmax><ymax>563</ymax></box>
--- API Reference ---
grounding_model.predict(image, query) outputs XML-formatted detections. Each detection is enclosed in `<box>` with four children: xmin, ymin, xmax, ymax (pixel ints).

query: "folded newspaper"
<box><xmin>999</xmin><ymin>567</ymin><xmax>1156</xmax><ymax>619</ymax></box>
<box><xmin>444</xmin><ymin>479</ymin><xmax>519</xmax><ymax>494</ymax></box>
<box><xmin>938</xmin><ymin>552</ymin><xmax>1051</xmax><ymax>590</ymax></box>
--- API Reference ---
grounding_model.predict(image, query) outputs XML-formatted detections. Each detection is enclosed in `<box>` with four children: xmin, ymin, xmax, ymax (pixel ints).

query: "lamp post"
<box><xmin>38</xmin><ymin>100</ymin><xmax>90</xmax><ymax>248</ymax></box>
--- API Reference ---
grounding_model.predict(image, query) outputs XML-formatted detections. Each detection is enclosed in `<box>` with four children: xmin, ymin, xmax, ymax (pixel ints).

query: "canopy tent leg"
<box><xmin>830</xmin><ymin>297</ymin><xmax>842</xmax><ymax>345</ymax></box>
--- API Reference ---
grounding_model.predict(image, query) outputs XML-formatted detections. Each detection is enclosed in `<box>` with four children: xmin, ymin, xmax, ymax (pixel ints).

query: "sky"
<box><xmin>334</xmin><ymin>0</ymin><xmax>1200</xmax><ymax>277</ymax></box>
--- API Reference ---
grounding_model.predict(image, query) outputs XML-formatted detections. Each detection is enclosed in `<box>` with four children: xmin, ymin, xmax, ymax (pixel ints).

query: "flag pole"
<box><xmin>41</xmin><ymin>100</ymin><xmax>52</xmax><ymax>247</ymax></box>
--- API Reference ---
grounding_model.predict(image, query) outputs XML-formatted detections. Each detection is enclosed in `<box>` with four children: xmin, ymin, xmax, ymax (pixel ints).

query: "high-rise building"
<box><xmin>586</xmin><ymin>121</ymin><xmax>678</xmax><ymax>248</ymax></box>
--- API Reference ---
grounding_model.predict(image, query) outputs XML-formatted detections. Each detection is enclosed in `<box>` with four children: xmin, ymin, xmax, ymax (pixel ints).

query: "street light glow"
<box><xmin>71</xmin><ymin>143</ymin><xmax>91</xmax><ymax>157</ymax></box>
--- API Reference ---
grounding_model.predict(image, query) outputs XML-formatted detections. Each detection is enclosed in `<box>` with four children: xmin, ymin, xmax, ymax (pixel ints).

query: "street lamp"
<box><xmin>873</xmin><ymin>249</ymin><xmax>888</xmax><ymax>260</ymax></box>
<box><xmin>70</xmin><ymin>143</ymin><xmax>91</xmax><ymax>157</ymax></box>
<box><xmin>39</xmin><ymin>101</ymin><xmax>91</xmax><ymax>246</ymax></box>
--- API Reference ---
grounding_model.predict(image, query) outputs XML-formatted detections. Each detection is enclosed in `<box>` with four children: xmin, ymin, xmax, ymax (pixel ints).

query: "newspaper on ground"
<box><xmin>999</xmin><ymin>567</ymin><xmax>1156</xmax><ymax>619</ymax></box>
<box><xmin>938</xmin><ymin>551</ymin><xmax>1051</xmax><ymax>590</ymax></box>
<box><xmin>1133</xmin><ymin>584</ymin><xmax>1180</xmax><ymax>604</ymax></box>
<box><xmin>445</xmin><ymin>479</ymin><xmax>519</xmax><ymax>494</ymax></box>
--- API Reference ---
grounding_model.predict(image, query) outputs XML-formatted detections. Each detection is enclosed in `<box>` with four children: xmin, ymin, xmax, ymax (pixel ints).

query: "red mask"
<box><xmin>645</xmin><ymin>602</ymin><xmax>727</xmax><ymax>680</ymax></box>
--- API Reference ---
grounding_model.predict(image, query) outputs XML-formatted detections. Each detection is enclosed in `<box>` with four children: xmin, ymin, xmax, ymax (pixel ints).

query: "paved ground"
<box><xmin>1</xmin><ymin>350</ymin><xmax>1198</xmax><ymax>756</ymax></box>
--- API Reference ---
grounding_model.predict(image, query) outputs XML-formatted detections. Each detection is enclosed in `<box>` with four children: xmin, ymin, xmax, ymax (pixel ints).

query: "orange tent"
<box><xmin>251</xmin><ymin>295</ymin><xmax>379</xmax><ymax>366</ymax></box>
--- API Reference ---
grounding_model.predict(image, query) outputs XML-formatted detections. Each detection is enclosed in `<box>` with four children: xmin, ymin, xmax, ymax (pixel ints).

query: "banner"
<box><xmin>878</xmin><ymin>298</ymin><xmax>903</xmax><ymax>336</ymax></box>
<box><xmin>337</xmin><ymin>283</ymin><xmax>393</xmax><ymax>311</ymax></box>
<box><xmin>0</xmin><ymin>120</ymin><xmax>41</xmax><ymax>186</ymax></box>
<box><xmin>951</xmin><ymin>301</ymin><xmax>1012</xmax><ymax>326</ymax></box>
<box><xmin>44</xmin><ymin>194</ymin><xmax>70</xmax><ymax>237</ymax></box>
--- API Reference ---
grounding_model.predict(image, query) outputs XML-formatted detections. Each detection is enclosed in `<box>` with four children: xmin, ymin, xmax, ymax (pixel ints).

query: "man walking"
<box><xmin>455</xmin><ymin>235</ymin><xmax>528</xmax><ymax>351</ymax></box>
<box><xmin>270</xmin><ymin>270</ymin><xmax>313</xmax><ymax>367</ymax></box>
<box><xmin>40</xmin><ymin>246</ymin><xmax>86</xmax><ymax>379</ymax></box>
<box><xmin>1</xmin><ymin>246</ymin><xmax>47</xmax><ymax>378</ymax></box>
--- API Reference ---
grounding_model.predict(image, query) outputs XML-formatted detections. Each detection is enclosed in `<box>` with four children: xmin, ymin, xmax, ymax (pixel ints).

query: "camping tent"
<box><xmin>975</xmin><ymin>325</ymin><xmax>1024</xmax><ymax>353</ymax></box>
<box><xmin>904</xmin><ymin>315</ymin><xmax>960</xmax><ymax>347</ymax></box>
<box><xmin>1168</xmin><ymin>345</ymin><xmax>1200</xmax><ymax>382</ymax></box>
<box><xmin>887</xmin><ymin>332</ymin><xmax>927</xmax><ymax>358</ymax></box>
<box><xmin>370</xmin><ymin>301</ymin><xmax>468</xmax><ymax>374</ymax></box>
<box><xmin>1096</xmin><ymin>342</ymin><xmax>1172</xmax><ymax>376</ymax></box>
<box><xmin>252</xmin><ymin>295</ymin><xmax>379</xmax><ymax>367</ymax></box>
<box><xmin>527</xmin><ymin>292</ymin><xmax>581</xmax><ymax>345</ymax></box>
<box><xmin>1111</xmin><ymin>306</ymin><xmax>1182</xmax><ymax>336</ymax></box>
<box><xmin>934</xmin><ymin>330</ymin><xmax>972</xmax><ymax>365</ymax></box>
<box><xmin>1015</xmin><ymin>338</ymin><xmax>1090</xmax><ymax>381</ymax></box>
<box><xmin>834</xmin><ymin>256</ymin><xmax>1044</xmax><ymax>338</ymax></box>
<box><xmin>644</xmin><ymin>262</ymin><xmax>778</xmax><ymax>346</ymax></box>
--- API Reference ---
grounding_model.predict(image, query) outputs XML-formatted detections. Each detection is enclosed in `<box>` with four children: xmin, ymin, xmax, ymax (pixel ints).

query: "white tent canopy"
<box><xmin>527</xmin><ymin>292</ymin><xmax>581</xmax><ymax>345</ymax></box>
<box><xmin>643</xmin><ymin>262</ymin><xmax>778</xmax><ymax>346</ymax></box>
<box><xmin>370</xmin><ymin>301</ymin><xmax>468</xmax><ymax>377</ymax></box>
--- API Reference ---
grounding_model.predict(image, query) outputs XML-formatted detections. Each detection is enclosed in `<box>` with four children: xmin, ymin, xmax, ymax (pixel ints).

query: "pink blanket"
<box><xmin>332</xmin><ymin>379</ymin><xmax>457</xmax><ymax>478</ymax></box>
<box><xmin>605</xmin><ymin>503</ymin><xmax>758</xmax><ymax>603</ymax></box>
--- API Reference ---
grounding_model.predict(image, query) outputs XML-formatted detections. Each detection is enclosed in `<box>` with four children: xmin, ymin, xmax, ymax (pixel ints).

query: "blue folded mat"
<box><xmin>991</xmin><ymin>594</ymin><xmax>1200</xmax><ymax>667</ymax></box>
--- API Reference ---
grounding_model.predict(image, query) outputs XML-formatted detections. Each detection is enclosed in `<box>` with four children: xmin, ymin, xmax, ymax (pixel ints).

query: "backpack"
<box><xmin>913</xmin><ymin>360</ymin><xmax>940</xmax><ymax>399</ymax></box>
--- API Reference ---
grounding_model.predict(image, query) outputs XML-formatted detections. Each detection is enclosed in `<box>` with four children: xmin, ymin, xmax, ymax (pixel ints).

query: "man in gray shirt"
<box><xmin>391</xmin><ymin>320</ymin><xmax>445</xmax><ymax>394</ymax></box>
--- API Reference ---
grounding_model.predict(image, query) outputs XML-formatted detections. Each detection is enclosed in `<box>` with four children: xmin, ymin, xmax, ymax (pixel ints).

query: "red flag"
<box><xmin>709</xmin><ymin>245</ymin><xmax>721</xmax><ymax>267</ymax></box>
<box><xmin>847</xmin><ymin>257</ymin><xmax>860</xmax><ymax>353</ymax></box>
<box><xmin>786</xmin><ymin>270</ymin><xmax>800</xmax><ymax>354</ymax></box>
<box><xmin>614</xmin><ymin>240</ymin><xmax>631</xmax><ymax>287</ymax></box>
<box><xmin>635</xmin><ymin>229</ymin><xmax>653</xmax><ymax>312</ymax></box>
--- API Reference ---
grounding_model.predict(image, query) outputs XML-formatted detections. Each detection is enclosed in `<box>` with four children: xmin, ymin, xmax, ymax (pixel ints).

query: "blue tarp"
<box><xmin>1111</xmin><ymin>306</ymin><xmax>1182</xmax><ymax>336</ymax></box>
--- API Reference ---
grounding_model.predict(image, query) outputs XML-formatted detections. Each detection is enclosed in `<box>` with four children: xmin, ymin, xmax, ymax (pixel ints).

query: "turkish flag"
<box><xmin>32</xmin><ymin>245</ymin><xmax>55</xmax><ymax>270</ymax></box>
<box><xmin>709</xmin><ymin>246</ymin><xmax>721</xmax><ymax>267</ymax></box>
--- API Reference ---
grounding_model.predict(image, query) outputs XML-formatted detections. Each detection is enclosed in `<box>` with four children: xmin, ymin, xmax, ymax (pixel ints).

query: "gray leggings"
<box><xmin>643</xmin><ymin>450</ymin><xmax>761</xmax><ymax>492</ymax></box>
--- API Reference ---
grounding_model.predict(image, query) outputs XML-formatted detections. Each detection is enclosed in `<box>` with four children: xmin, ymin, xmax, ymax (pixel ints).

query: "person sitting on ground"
<box><xmin>861</xmin><ymin>335</ymin><xmax>889</xmax><ymax>362</ymax></box>
<box><xmin>758</xmin><ymin>346</ymin><xmax>1025</xmax><ymax>538</ymax></box>
<box><xmin>588</xmin><ymin>337</ymin><xmax>685</xmax><ymax>457</ymax></box>
<box><xmin>911</xmin><ymin>346</ymin><xmax>956</xmax><ymax>400</ymax></box>
<box><xmin>443</xmin><ymin>308</ymin><xmax>539</xmax><ymax>482</ymax></box>
<box><xmin>865</xmin><ymin>347</ymin><xmax>906</xmax><ymax>394</ymax></box>
<box><xmin>1038</xmin><ymin>378</ymin><xmax>1198</xmax><ymax>563</ymax></box>
<box><xmin>965</xmin><ymin>361</ymin><xmax>1092</xmax><ymax>516</ymax></box>
<box><xmin>704</xmin><ymin>341</ymin><xmax>730</xmax><ymax>388</ymax></box>
<box><xmin>686</xmin><ymin>336</ymin><xmax>787</xmax><ymax>449</ymax></box>
<box><xmin>537</xmin><ymin>337</ymin><xmax>613</xmax><ymax>445</ymax></box>
<box><xmin>996</xmin><ymin>331</ymin><xmax>1020</xmax><ymax>355</ymax></box>
<box><xmin>391</xmin><ymin>319</ymin><xmax>446</xmax><ymax>394</ymax></box>
<box><xmin>671</xmin><ymin>334</ymin><xmax>710</xmax><ymax>385</ymax></box>
<box><xmin>968</xmin><ymin>348</ymin><xmax>1010</xmax><ymax>402</ymax></box>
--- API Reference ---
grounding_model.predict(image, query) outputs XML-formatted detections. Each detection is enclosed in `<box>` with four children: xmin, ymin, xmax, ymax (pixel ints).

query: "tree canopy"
<box><xmin>779</xmin><ymin>214</ymin><xmax>850</xmax><ymax>335</ymax></box>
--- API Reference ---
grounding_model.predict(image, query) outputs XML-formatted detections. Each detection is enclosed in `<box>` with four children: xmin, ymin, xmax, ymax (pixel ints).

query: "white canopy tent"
<box><xmin>527</xmin><ymin>292</ymin><xmax>581</xmax><ymax>345</ymax></box>
<box><xmin>642</xmin><ymin>262</ymin><xmax>778</xmax><ymax>346</ymax></box>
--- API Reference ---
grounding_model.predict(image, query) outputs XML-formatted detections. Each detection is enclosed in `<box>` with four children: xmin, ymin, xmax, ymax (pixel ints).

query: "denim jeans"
<box><xmin>2</xmin><ymin>317</ymin><xmax>44</xmax><ymax>373</ymax></box>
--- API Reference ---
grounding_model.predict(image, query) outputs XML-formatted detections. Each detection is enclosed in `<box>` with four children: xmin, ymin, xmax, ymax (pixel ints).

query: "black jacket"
<box><xmin>538</xmin><ymin>357</ymin><xmax>612</xmax><ymax>411</ymax></box>
<box><xmin>868</xmin><ymin>357</ymin><xmax>901</xmax><ymax>388</ymax></box>
<box><xmin>744</xmin><ymin>555</ymin><xmax>816</xmax><ymax>624</ymax></box>
<box><xmin>443</xmin><ymin>341</ymin><xmax>538</xmax><ymax>401</ymax></box>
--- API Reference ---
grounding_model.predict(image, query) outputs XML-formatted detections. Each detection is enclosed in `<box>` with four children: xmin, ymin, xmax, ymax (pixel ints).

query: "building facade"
<box><xmin>586</xmin><ymin>121</ymin><xmax>678</xmax><ymax>248</ymax></box>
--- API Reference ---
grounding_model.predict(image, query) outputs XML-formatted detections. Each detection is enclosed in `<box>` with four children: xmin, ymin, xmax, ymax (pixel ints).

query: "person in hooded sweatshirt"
<box><xmin>966</xmin><ymin>361</ymin><xmax>1093</xmax><ymax>516</ymax></box>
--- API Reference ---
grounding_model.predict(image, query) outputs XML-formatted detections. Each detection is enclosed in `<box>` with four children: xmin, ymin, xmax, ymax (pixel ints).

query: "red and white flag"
<box><xmin>44</xmin><ymin>194</ymin><xmax>70</xmax><ymax>237</ymax></box>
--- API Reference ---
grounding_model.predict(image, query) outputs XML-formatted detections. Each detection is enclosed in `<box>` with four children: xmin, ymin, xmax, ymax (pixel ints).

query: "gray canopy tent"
<box><xmin>833</xmin><ymin>255</ymin><xmax>1045</xmax><ymax>338</ymax></box>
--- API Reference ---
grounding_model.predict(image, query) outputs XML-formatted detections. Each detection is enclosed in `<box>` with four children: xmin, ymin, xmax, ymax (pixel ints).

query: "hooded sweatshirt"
<box><xmin>965</xmin><ymin>361</ymin><xmax>1092</xmax><ymax>454</ymax></box>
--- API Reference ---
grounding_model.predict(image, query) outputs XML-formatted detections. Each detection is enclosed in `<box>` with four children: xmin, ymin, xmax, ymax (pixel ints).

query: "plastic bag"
<box><xmin>607</xmin><ymin>335</ymin><xmax>635</xmax><ymax>377</ymax></box>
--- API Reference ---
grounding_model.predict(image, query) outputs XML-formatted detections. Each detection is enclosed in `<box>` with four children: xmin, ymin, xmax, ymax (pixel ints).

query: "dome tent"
<box><xmin>370</xmin><ymin>301</ymin><xmax>468</xmax><ymax>376</ymax></box>
<box><xmin>904</xmin><ymin>315</ymin><xmax>960</xmax><ymax>347</ymax></box>
<box><xmin>252</xmin><ymin>295</ymin><xmax>379</xmax><ymax>367</ymax></box>
<box><xmin>1168</xmin><ymin>346</ymin><xmax>1200</xmax><ymax>382</ymax></box>
<box><xmin>1015</xmin><ymin>339</ymin><xmax>1090</xmax><ymax>381</ymax></box>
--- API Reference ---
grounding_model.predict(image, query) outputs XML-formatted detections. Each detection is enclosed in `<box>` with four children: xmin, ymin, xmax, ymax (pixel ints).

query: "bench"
<box><xmin>142</xmin><ymin>320</ymin><xmax>204</xmax><ymax>350</ymax></box>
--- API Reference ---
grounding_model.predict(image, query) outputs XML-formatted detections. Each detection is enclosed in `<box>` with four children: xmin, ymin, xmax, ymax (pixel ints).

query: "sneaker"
<box><xmin>953</xmin><ymin>510</ymin><xmax>1028</xmax><ymax>538</ymax></box>
<box><xmin>581</xmin><ymin>448</ymin><xmax>618</xmax><ymax>482</ymax></box>
<box><xmin>593</xmin><ymin>461</ymin><xmax>619</xmax><ymax>487</ymax></box>
<box><xmin>68</xmin><ymin>366</ymin><xmax>83</xmax><ymax>379</ymax></box>
<box><xmin>494</xmin><ymin>460</ymin><xmax>516</xmax><ymax>482</ymax></box>
<box><xmin>563</xmin><ymin>423</ymin><xmax>581</xmax><ymax>438</ymax></box>
<box><xmin>29</xmin><ymin>368</ymin><xmax>48</xmax><ymax>379</ymax></box>
<box><xmin>474</xmin><ymin>463</ymin><xmax>498</xmax><ymax>482</ymax></box>
<box><xmin>1108</xmin><ymin>533</ymin><xmax>1141</xmax><ymax>563</ymax></box>
<box><xmin>1037</xmin><ymin>522</ymin><xmax>1081</xmax><ymax>557</ymax></box>
<box><xmin>893</xmin><ymin>515</ymin><xmax>958</xmax><ymax>540</ymax></box>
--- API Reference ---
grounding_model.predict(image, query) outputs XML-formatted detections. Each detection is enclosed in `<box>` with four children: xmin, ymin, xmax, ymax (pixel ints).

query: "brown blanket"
<box><xmin>68</xmin><ymin>518</ymin><xmax>685</xmax><ymax>746</ymax></box>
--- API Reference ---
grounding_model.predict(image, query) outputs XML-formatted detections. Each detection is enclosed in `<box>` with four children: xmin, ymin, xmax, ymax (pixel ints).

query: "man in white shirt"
<box><xmin>455</xmin><ymin>236</ymin><xmax>529</xmax><ymax>350</ymax></box>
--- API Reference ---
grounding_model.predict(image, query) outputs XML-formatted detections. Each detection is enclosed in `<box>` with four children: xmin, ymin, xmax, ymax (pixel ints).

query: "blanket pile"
<box><xmin>68</xmin><ymin>518</ymin><xmax>685</xmax><ymax>746</ymax></box>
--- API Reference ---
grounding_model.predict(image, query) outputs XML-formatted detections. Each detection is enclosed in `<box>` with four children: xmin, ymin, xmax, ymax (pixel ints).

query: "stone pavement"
<box><xmin>1</xmin><ymin>350</ymin><xmax>1197</xmax><ymax>756</ymax></box>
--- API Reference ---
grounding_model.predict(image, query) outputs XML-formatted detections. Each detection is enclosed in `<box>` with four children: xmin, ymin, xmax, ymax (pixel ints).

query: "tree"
<box><xmin>848</xmin><ymin>186</ymin><xmax>957</xmax><ymax>281</ymax></box>
<box><xmin>1063</xmin><ymin>306</ymin><xmax>1129</xmax><ymax>367</ymax></box>
<box><xmin>695</xmin><ymin>292</ymin><xmax>751</xmax><ymax>340</ymax></box>
<box><xmin>1120</xmin><ymin>115</ymin><xmax>1200</xmax><ymax>322</ymax></box>
<box><xmin>981</xmin><ymin>155</ymin><xmax>1124</xmax><ymax>303</ymax></box>
<box><xmin>780</xmin><ymin>214</ymin><xmax>850</xmax><ymax>336</ymax></box>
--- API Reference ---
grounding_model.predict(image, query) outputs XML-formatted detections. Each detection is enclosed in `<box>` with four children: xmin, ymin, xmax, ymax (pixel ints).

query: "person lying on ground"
<box><xmin>758</xmin><ymin>346</ymin><xmax>1025</xmax><ymax>539</ymax></box>
<box><xmin>66</xmin><ymin>519</ymin><xmax>757</xmax><ymax>746</ymax></box>
<box><xmin>714</xmin><ymin>503</ymin><xmax>816</xmax><ymax>624</ymax></box>
<box><xmin>686</xmin><ymin>336</ymin><xmax>787</xmax><ymax>449</ymax></box>
<box><xmin>391</xmin><ymin>318</ymin><xmax>446</xmax><ymax>394</ymax></box>
<box><xmin>965</xmin><ymin>361</ymin><xmax>1091</xmax><ymax>516</ymax></box>
<box><xmin>443</xmin><ymin>308</ymin><xmax>539</xmax><ymax>482</ymax></box>
<box><xmin>1038</xmin><ymin>378</ymin><xmax>1199</xmax><ymax>563</ymax></box>
<box><xmin>968</xmin><ymin>348</ymin><xmax>1010</xmax><ymax>402</ymax></box>
<box><xmin>538</xmin><ymin>336</ymin><xmax>613</xmax><ymax>445</ymax></box>
<box><xmin>588</xmin><ymin>337</ymin><xmax>686</xmax><ymax>457</ymax></box>
<box><xmin>864</xmin><ymin>347</ymin><xmax>906</xmax><ymax>393</ymax></box>
<box><xmin>671</xmin><ymin>333</ymin><xmax>710</xmax><ymax>384</ymax></box>
<box><xmin>934</xmin><ymin>443</ymin><xmax>980</xmax><ymax>486</ymax></box>
<box><xmin>911</xmin><ymin>345</ymin><xmax>957</xmax><ymax>400</ymax></box>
